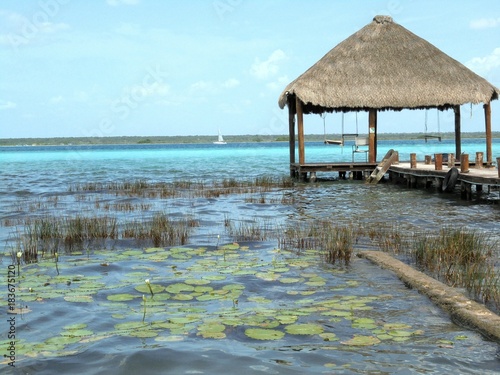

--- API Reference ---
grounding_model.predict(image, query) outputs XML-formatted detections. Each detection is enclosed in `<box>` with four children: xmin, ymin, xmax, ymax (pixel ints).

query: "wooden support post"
<box><xmin>424</xmin><ymin>155</ymin><xmax>431</xmax><ymax>164</ymax></box>
<box><xmin>461</xmin><ymin>154</ymin><xmax>469</xmax><ymax>173</ymax></box>
<box><xmin>434</xmin><ymin>154</ymin><xmax>442</xmax><ymax>170</ymax></box>
<box><xmin>410</xmin><ymin>153</ymin><xmax>417</xmax><ymax>168</ymax></box>
<box><xmin>288</xmin><ymin>97</ymin><xmax>295</xmax><ymax>178</ymax></box>
<box><xmin>497</xmin><ymin>157</ymin><xmax>500</xmax><ymax>178</ymax></box>
<box><xmin>454</xmin><ymin>105</ymin><xmax>461</xmax><ymax>159</ymax></box>
<box><xmin>296</xmin><ymin>97</ymin><xmax>305</xmax><ymax>165</ymax></box>
<box><xmin>476</xmin><ymin>152</ymin><xmax>484</xmax><ymax>169</ymax></box>
<box><xmin>368</xmin><ymin>109</ymin><xmax>377</xmax><ymax>163</ymax></box>
<box><xmin>448</xmin><ymin>153</ymin><xmax>455</xmax><ymax>168</ymax></box>
<box><xmin>461</xmin><ymin>181</ymin><xmax>472</xmax><ymax>200</ymax></box>
<box><xmin>484</xmin><ymin>103</ymin><xmax>492</xmax><ymax>165</ymax></box>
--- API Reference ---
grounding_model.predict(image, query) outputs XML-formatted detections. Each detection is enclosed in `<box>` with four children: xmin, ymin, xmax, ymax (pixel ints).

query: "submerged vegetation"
<box><xmin>3</xmin><ymin>177</ymin><xmax>499</xmax><ymax>312</ymax></box>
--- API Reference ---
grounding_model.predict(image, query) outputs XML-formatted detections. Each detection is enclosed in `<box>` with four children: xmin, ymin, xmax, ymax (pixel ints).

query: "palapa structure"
<box><xmin>278</xmin><ymin>15</ymin><xmax>499</xmax><ymax>170</ymax></box>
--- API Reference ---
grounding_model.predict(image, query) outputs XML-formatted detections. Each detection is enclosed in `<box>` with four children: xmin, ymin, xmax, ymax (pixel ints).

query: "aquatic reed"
<box><xmin>410</xmin><ymin>227</ymin><xmax>498</xmax><ymax>308</ymax></box>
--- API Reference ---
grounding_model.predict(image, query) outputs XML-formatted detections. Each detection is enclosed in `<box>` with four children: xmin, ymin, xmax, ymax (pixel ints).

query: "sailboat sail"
<box><xmin>213</xmin><ymin>129</ymin><xmax>227</xmax><ymax>144</ymax></box>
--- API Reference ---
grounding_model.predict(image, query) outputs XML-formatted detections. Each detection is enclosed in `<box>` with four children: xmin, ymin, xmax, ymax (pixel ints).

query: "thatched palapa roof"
<box><xmin>278</xmin><ymin>15</ymin><xmax>499</xmax><ymax>114</ymax></box>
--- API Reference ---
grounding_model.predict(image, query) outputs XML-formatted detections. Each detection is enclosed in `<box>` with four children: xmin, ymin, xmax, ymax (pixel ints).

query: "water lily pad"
<box><xmin>245</xmin><ymin>328</ymin><xmax>285</xmax><ymax>340</ymax></box>
<box><xmin>388</xmin><ymin>330</ymin><xmax>413</xmax><ymax>337</ymax></box>
<box><xmin>166</xmin><ymin>283</ymin><xmax>195</xmax><ymax>293</ymax></box>
<box><xmin>285</xmin><ymin>323</ymin><xmax>324</xmax><ymax>335</ymax></box>
<box><xmin>63</xmin><ymin>323</ymin><xmax>87</xmax><ymax>330</ymax></box>
<box><xmin>128</xmin><ymin>330</ymin><xmax>158</xmax><ymax>338</ymax></box>
<box><xmin>352</xmin><ymin>318</ymin><xmax>378</xmax><ymax>330</ymax></box>
<box><xmin>135</xmin><ymin>283</ymin><xmax>165</xmax><ymax>294</ymax></box>
<box><xmin>122</xmin><ymin>250</ymin><xmax>144</xmax><ymax>257</ymax></box>
<box><xmin>275</xmin><ymin>315</ymin><xmax>298</xmax><ymax>324</ymax></box>
<box><xmin>279</xmin><ymin>277</ymin><xmax>302</xmax><ymax>284</ymax></box>
<box><xmin>383</xmin><ymin>323</ymin><xmax>411</xmax><ymax>330</ymax></box>
<box><xmin>341</xmin><ymin>335</ymin><xmax>381</xmax><ymax>346</ymax></box>
<box><xmin>185</xmin><ymin>278</ymin><xmax>211</xmax><ymax>286</ymax></box>
<box><xmin>107</xmin><ymin>293</ymin><xmax>137</xmax><ymax>302</ymax></box>
<box><xmin>115</xmin><ymin>321</ymin><xmax>148</xmax><ymax>331</ymax></box>
<box><xmin>203</xmin><ymin>275</ymin><xmax>226</xmax><ymax>281</ymax></box>
<box><xmin>319</xmin><ymin>332</ymin><xmax>338</xmax><ymax>341</ymax></box>
<box><xmin>172</xmin><ymin>293</ymin><xmax>193</xmax><ymax>301</ymax></box>
<box><xmin>61</xmin><ymin>329</ymin><xmax>93</xmax><ymax>337</ymax></box>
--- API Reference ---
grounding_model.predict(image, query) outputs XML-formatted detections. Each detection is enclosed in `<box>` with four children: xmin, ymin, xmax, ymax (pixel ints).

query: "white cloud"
<box><xmin>466</xmin><ymin>47</ymin><xmax>500</xmax><ymax>75</ymax></box>
<box><xmin>250</xmin><ymin>49</ymin><xmax>287</xmax><ymax>80</ymax></box>
<box><xmin>470</xmin><ymin>17</ymin><xmax>500</xmax><ymax>29</ymax></box>
<box><xmin>0</xmin><ymin>100</ymin><xmax>16</xmax><ymax>110</ymax></box>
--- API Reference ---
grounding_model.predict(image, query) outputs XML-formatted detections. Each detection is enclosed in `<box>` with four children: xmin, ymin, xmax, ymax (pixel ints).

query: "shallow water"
<box><xmin>1</xmin><ymin>140</ymin><xmax>499</xmax><ymax>374</ymax></box>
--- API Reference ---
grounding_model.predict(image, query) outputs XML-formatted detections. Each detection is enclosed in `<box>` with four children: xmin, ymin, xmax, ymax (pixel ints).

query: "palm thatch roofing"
<box><xmin>278</xmin><ymin>15</ymin><xmax>499</xmax><ymax>114</ymax></box>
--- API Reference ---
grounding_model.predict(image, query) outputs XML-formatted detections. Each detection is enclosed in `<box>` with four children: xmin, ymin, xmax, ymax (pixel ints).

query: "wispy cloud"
<box><xmin>0</xmin><ymin>100</ymin><xmax>16</xmax><ymax>110</ymax></box>
<box><xmin>250</xmin><ymin>49</ymin><xmax>287</xmax><ymax>80</ymax></box>
<box><xmin>466</xmin><ymin>47</ymin><xmax>500</xmax><ymax>75</ymax></box>
<box><xmin>469</xmin><ymin>17</ymin><xmax>500</xmax><ymax>29</ymax></box>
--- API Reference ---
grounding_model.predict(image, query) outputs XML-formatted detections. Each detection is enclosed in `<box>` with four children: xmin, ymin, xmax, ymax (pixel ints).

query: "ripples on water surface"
<box><xmin>0</xmin><ymin>141</ymin><xmax>499</xmax><ymax>374</ymax></box>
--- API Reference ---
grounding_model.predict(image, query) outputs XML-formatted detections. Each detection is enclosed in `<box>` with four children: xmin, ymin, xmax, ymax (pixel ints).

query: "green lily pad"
<box><xmin>245</xmin><ymin>328</ymin><xmax>285</xmax><ymax>340</ymax></box>
<box><xmin>279</xmin><ymin>277</ymin><xmax>303</xmax><ymax>284</ymax></box>
<box><xmin>341</xmin><ymin>335</ymin><xmax>381</xmax><ymax>346</ymax></box>
<box><xmin>135</xmin><ymin>283</ymin><xmax>165</xmax><ymax>294</ymax></box>
<box><xmin>60</xmin><ymin>329</ymin><xmax>93</xmax><ymax>337</ymax></box>
<box><xmin>172</xmin><ymin>293</ymin><xmax>193</xmax><ymax>301</ymax></box>
<box><xmin>166</xmin><ymin>283</ymin><xmax>195</xmax><ymax>293</ymax></box>
<box><xmin>107</xmin><ymin>293</ymin><xmax>137</xmax><ymax>302</ymax></box>
<box><xmin>128</xmin><ymin>330</ymin><xmax>158</xmax><ymax>338</ymax></box>
<box><xmin>285</xmin><ymin>323</ymin><xmax>324</xmax><ymax>335</ymax></box>
<box><xmin>388</xmin><ymin>330</ymin><xmax>413</xmax><ymax>337</ymax></box>
<box><xmin>63</xmin><ymin>323</ymin><xmax>87</xmax><ymax>330</ymax></box>
<box><xmin>352</xmin><ymin>318</ymin><xmax>378</xmax><ymax>330</ymax></box>
<box><xmin>185</xmin><ymin>278</ymin><xmax>211</xmax><ymax>286</ymax></box>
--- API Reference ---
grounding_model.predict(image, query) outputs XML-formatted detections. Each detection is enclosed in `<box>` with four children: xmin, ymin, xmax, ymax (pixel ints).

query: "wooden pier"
<box><xmin>291</xmin><ymin>153</ymin><xmax>500</xmax><ymax>201</ymax></box>
<box><xmin>291</xmin><ymin>162</ymin><xmax>377</xmax><ymax>182</ymax></box>
<box><xmin>388</xmin><ymin>161</ymin><xmax>500</xmax><ymax>200</ymax></box>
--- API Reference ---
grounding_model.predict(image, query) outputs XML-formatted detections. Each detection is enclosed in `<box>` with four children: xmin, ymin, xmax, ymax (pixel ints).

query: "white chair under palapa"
<box><xmin>352</xmin><ymin>137</ymin><xmax>369</xmax><ymax>161</ymax></box>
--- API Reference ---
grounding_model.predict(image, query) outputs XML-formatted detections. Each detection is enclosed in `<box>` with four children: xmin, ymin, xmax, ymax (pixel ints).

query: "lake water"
<box><xmin>1</xmin><ymin>139</ymin><xmax>499</xmax><ymax>374</ymax></box>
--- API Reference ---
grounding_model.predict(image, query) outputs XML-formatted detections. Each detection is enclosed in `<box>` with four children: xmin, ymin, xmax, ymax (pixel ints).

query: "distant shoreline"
<box><xmin>1</xmin><ymin>132</ymin><xmax>498</xmax><ymax>147</ymax></box>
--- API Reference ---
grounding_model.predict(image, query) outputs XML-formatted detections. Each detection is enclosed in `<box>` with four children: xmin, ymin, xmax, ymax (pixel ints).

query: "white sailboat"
<box><xmin>213</xmin><ymin>129</ymin><xmax>227</xmax><ymax>144</ymax></box>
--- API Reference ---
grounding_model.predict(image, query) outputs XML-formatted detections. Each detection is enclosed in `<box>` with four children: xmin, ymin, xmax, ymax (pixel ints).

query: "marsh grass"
<box><xmin>278</xmin><ymin>221</ymin><xmax>354</xmax><ymax>266</ymax></box>
<box><xmin>69</xmin><ymin>177</ymin><xmax>295</xmax><ymax>200</ymax></box>
<box><xmin>10</xmin><ymin>213</ymin><xmax>193</xmax><ymax>261</ymax></box>
<box><xmin>410</xmin><ymin>227</ymin><xmax>499</xmax><ymax>308</ymax></box>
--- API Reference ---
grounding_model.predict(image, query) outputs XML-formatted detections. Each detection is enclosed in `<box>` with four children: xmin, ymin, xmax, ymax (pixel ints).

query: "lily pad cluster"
<box><xmin>2</xmin><ymin>242</ymin><xmax>447</xmax><ymax>363</ymax></box>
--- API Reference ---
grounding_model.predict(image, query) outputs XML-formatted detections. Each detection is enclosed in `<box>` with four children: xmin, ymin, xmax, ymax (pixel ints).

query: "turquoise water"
<box><xmin>0</xmin><ymin>139</ymin><xmax>499</xmax><ymax>374</ymax></box>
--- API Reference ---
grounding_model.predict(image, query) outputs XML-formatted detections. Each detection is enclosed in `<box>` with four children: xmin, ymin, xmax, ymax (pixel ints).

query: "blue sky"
<box><xmin>1</xmin><ymin>0</ymin><xmax>499</xmax><ymax>139</ymax></box>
